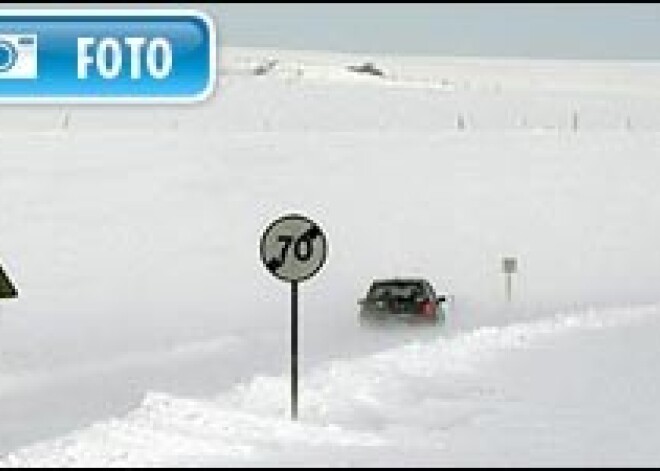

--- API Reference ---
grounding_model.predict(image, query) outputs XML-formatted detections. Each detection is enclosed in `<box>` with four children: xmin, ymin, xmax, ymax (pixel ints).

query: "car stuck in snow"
<box><xmin>358</xmin><ymin>278</ymin><xmax>450</xmax><ymax>326</ymax></box>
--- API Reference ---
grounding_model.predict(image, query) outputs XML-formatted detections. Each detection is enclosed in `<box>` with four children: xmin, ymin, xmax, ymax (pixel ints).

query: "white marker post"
<box><xmin>502</xmin><ymin>256</ymin><xmax>517</xmax><ymax>302</ymax></box>
<box><xmin>260</xmin><ymin>214</ymin><xmax>328</xmax><ymax>421</ymax></box>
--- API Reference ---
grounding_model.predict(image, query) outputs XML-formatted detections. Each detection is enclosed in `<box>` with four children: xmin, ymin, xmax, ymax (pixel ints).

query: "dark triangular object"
<box><xmin>0</xmin><ymin>263</ymin><xmax>18</xmax><ymax>299</ymax></box>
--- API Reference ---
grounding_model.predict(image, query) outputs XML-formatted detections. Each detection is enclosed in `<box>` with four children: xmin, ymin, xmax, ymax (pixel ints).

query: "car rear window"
<box><xmin>367</xmin><ymin>281</ymin><xmax>424</xmax><ymax>300</ymax></box>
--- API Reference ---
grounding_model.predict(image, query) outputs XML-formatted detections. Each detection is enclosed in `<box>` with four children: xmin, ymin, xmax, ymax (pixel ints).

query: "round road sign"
<box><xmin>260</xmin><ymin>214</ymin><xmax>328</xmax><ymax>283</ymax></box>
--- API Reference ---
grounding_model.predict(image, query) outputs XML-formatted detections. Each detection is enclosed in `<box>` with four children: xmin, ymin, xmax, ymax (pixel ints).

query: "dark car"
<box><xmin>358</xmin><ymin>278</ymin><xmax>449</xmax><ymax>326</ymax></box>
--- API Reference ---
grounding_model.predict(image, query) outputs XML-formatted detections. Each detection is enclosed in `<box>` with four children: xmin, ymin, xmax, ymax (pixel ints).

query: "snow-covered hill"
<box><xmin>1</xmin><ymin>47</ymin><xmax>660</xmax><ymax>465</ymax></box>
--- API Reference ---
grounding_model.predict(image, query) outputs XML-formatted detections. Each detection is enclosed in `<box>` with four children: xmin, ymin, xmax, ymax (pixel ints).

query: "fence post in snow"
<box><xmin>572</xmin><ymin>110</ymin><xmax>579</xmax><ymax>132</ymax></box>
<box><xmin>457</xmin><ymin>113</ymin><xmax>466</xmax><ymax>131</ymax></box>
<box><xmin>61</xmin><ymin>110</ymin><xmax>70</xmax><ymax>131</ymax></box>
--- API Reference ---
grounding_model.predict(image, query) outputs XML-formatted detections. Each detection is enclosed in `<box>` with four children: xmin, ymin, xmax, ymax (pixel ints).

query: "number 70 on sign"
<box><xmin>260</xmin><ymin>214</ymin><xmax>328</xmax><ymax>284</ymax></box>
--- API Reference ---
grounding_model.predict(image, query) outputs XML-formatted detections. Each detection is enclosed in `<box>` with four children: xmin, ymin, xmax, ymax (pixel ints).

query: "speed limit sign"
<box><xmin>260</xmin><ymin>214</ymin><xmax>328</xmax><ymax>283</ymax></box>
<box><xmin>260</xmin><ymin>213</ymin><xmax>327</xmax><ymax>421</ymax></box>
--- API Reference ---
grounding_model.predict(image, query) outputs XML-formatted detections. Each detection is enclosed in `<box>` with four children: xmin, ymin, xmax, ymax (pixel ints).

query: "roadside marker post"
<box><xmin>502</xmin><ymin>256</ymin><xmax>517</xmax><ymax>302</ymax></box>
<box><xmin>260</xmin><ymin>214</ymin><xmax>328</xmax><ymax>421</ymax></box>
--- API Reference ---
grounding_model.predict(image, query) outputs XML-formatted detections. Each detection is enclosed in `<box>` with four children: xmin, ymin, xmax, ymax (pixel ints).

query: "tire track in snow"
<box><xmin>2</xmin><ymin>303</ymin><xmax>657</xmax><ymax>467</ymax></box>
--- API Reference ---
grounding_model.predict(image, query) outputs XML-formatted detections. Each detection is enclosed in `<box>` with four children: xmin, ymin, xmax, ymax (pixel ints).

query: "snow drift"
<box><xmin>2</xmin><ymin>303</ymin><xmax>658</xmax><ymax>467</ymax></box>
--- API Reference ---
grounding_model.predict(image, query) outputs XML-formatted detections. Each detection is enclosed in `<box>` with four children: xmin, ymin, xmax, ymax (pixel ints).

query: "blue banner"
<box><xmin>0</xmin><ymin>9</ymin><xmax>216</xmax><ymax>103</ymax></box>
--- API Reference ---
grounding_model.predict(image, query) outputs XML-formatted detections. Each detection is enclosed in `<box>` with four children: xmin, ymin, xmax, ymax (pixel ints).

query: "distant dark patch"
<box><xmin>346</xmin><ymin>62</ymin><xmax>386</xmax><ymax>77</ymax></box>
<box><xmin>253</xmin><ymin>59</ymin><xmax>279</xmax><ymax>76</ymax></box>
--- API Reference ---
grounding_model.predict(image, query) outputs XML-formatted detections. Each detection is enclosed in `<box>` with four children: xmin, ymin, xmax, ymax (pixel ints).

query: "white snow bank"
<box><xmin>3</xmin><ymin>303</ymin><xmax>656</xmax><ymax>467</ymax></box>
<box><xmin>225</xmin><ymin>303</ymin><xmax>657</xmax><ymax>426</ymax></box>
<box><xmin>0</xmin><ymin>393</ymin><xmax>386</xmax><ymax>468</ymax></box>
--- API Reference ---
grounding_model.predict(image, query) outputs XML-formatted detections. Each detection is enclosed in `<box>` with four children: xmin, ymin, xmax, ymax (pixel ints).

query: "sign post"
<box><xmin>260</xmin><ymin>214</ymin><xmax>328</xmax><ymax>421</ymax></box>
<box><xmin>291</xmin><ymin>280</ymin><xmax>298</xmax><ymax>419</ymax></box>
<box><xmin>502</xmin><ymin>256</ymin><xmax>517</xmax><ymax>302</ymax></box>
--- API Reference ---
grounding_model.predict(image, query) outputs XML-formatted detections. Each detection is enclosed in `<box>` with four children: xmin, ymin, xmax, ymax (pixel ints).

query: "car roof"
<box><xmin>371</xmin><ymin>278</ymin><xmax>430</xmax><ymax>285</ymax></box>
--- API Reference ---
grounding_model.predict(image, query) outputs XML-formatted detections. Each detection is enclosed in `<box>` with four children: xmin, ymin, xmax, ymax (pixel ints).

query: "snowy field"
<box><xmin>1</xmin><ymin>46</ymin><xmax>660</xmax><ymax>465</ymax></box>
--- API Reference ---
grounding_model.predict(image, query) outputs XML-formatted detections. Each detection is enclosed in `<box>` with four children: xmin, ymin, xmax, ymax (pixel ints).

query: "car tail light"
<box><xmin>419</xmin><ymin>300</ymin><xmax>435</xmax><ymax>318</ymax></box>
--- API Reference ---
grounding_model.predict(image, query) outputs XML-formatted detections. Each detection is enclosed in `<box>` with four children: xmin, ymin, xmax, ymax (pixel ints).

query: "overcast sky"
<box><xmin>200</xmin><ymin>3</ymin><xmax>660</xmax><ymax>60</ymax></box>
<box><xmin>8</xmin><ymin>3</ymin><xmax>660</xmax><ymax>60</ymax></box>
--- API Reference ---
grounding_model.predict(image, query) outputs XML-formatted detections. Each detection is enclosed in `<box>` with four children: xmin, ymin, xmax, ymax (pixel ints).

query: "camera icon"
<box><xmin>0</xmin><ymin>34</ymin><xmax>38</xmax><ymax>79</ymax></box>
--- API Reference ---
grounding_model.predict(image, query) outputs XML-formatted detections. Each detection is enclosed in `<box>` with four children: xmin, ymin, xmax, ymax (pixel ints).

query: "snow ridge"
<box><xmin>2</xmin><ymin>303</ymin><xmax>656</xmax><ymax>467</ymax></box>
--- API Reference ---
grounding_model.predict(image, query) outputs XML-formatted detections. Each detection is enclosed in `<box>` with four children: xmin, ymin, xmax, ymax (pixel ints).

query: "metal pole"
<box><xmin>291</xmin><ymin>280</ymin><xmax>299</xmax><ymax>421</ymax></box>
<box><xmin>506</xmin><ymin>273</ymin><xmax>512</xmax><ymax>302</ymax></box>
